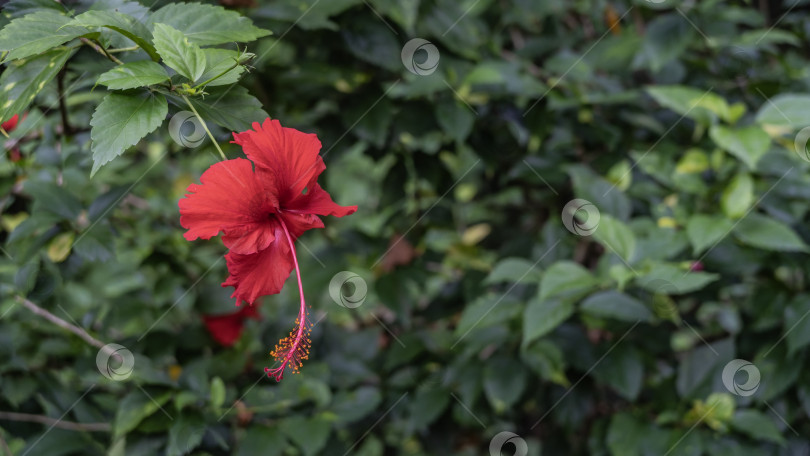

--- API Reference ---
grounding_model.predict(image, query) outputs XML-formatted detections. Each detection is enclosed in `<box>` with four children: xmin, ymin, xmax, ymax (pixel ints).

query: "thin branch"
<box><xmin>0</xmin><ymin>412</ymin><xmax>110</xmax><ymax>432</ymax></box>
<box><xmin>79</xmin><ymin>38</ymin><xmax>123</xmax><ymax>65</ymax></box>
<box><xmin>107</xmin><ymin>45</ymin><xmax>140</xmax><ymax>53</ymax></box>
<box><xmin>181</xmin><ymin>94</ymin><xmax>226</xmax><ymax>160</ymax></box>
<box><xmin>16</xmin><ymin>296</ymin><xmax>105</xmax><ymax>350</ymax></box>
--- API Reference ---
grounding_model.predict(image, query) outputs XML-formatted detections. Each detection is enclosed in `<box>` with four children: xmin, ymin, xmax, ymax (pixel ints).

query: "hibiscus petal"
<box><xmin>287</xmin><ymin>183</ymin><xmax>357</xmax><ymax>218</ymax></box>
<box><xmin>232</xmin><ymin>118</ymin><xmax>324</xmax><ymax>200</ymax></box>
<box><xmin>221</xmin><ymin>222</ymin><xmax>276</xmax><ymax>255</ymax></box>
<box><xmin>222</xmin><ymin>222</ymin><xmax>294</xmax><ymax>305</ymax></box>
<box><xmin>179</xmin><ymin>158</ymin><xmax>278</xmax><ymax>244</ymax></box>
<box><xmin>280</xmin><ymin>212</ymin><xmax>325</xmax><ymax>239</ymax></box>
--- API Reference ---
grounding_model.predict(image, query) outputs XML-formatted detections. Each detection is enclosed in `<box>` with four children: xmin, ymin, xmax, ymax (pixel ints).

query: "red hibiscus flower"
<box><xmin>179</xmin><ymin>118</ymin><xmax>356</xmax><ymax>381</ymax></box>
<box><xmin>203</xmin><ymin>304</ymin><xmax>260</xmax><ymax>347</ymax></box>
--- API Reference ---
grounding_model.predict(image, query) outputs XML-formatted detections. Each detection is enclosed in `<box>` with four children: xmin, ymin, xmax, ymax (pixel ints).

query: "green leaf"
<box><xmin>279</xmin><ymin>415</ymin><xmax>331</xmax><ymax>456</ymax></box>
<box><xmin>235</xmin><ymin>427</ymin><xmax>286</xmax><ymax>456</ymax></box>
<box><xmin>483</xmin><ymin>358</ymin><xmax>527</xmax><ymax>413</ymax></box>
<box><xmin>731</xmin><ymin>410</ymin><xmax>786</xmax><ymax>445</ymax></box>
<box><xmin>568</xmin><ymin>164</ymin><xmax>632</xmax><ymax>220</ymax></box>
<box><xmin>484</xmin><ymin>257</ymin><xmax>540</xmax><ymax>284</ymax></box>
<box><xmin>606</xmin><ymin>413</ymin><xmax>646</xmax><ymax>456</ymax></box>
<box><xmin>4</xmin><ymin>0</ymin><xmax>67</xmax><ymax>18</ymax></box>
<box><xmin>592</xmin><ymin>346</ymin><xmax>644</xmax><ymax>400</ymax></box>
<box><xmin>0</xmin><ymin>12</ymin><xmax>87</xmax><ymax>62</ymax></box>
<box><xmin>733</xmin><ymin>213</ymin><xmax>807</xmax><ymax>252</ymax></box>
<box><xmin>455</xmin><ymin>294</ymin><xmax>522</xmax><ymax>337</ymax></box>
<box><xmin>688</xmin><ymin>393</ymin><xmax>736</xmax><ymax>432</ymax></box>
<box><xmin>675</xmin><ymin>148</ymin><xmax>709</xmax><ymax>174</ymax></box>
<box><xmin>632</xmin><ymin>15</ymin><xmax>693</xmax><ymax>72</ymax></box>
<box><xmin>436</xmin><ymin>98</ymin><xmax>475</xmax><ymax>143</ymax></box>
<box><xmin>709</xmin><ymin>125</ymin><xmax>771</xmax><ymax>170</ymax></box>
<box><xmin>785</xmin><ymin>298</ymin><xmax>810</xmax><ymax>357</ymax></box>
<box><xmin>167</xmin><ymin>413</ymin><xmax>205</xmax><ymax>456</ymax></box>
<box><xmin>152</xmin><ymin>23</ymin><xmax>206</xmax><ymax>82</ymax></box>
<box><xmin>646</xmin><ymin>85</ymin><xmax>727</xmax><ymax>126</ymax></box>
<box><xmin>637</xmin><ymin>263</ymin><xmax>719</xmax><ymax>295</ymax></box>
<box><xmin>593</xmin><ymin>214</ymin><xmax>637</xmax><ymax>262</ymax></box>
<box><xmin>409</xmin><ymin>384</ymin><xmax>450</xmax><ymax>428</ymax></box>
<box><xmin>197</xmin><ymin>49</ymin><xmax>247</xmax><ymax>87</ymax></box>
<box><xmin>539</xmin><ymin>260</ymin><xmax>598</xmax><ymax>301</ymax></box>
<box><xmin>113</xmin><ymin>390</ymin><xmax>171</xmax><ymax>439</ymax></box>
<box><xmin>0</xmin><ymin>48</ymin><xmax>74</xmax><ymax>124</ymax></box>
<box><xmin>96</xmin><ymin>61</ymin><xmax>170</xmax><ymax>90</ymax></box>
<box><xmin>209</xmin><ymin>376</ymin><xmax>225</xmax><ymax>409</ymax></box>
<box><xmin>329</xmin><ymin>387</ymin><xmax>381</xmax><ymax>425</ymax></box>
<box><xmin>581</xmin><ymin>291</ymin><xmax>653</xmax><ymax>322</ymax></box>
<box><xmin>148</xmin><ymin>2</ymin><xmax>270</xmax><ymax>46</ymax></box>
<box><xmin>676</xmin><ymin>339</ymin><xmax>733</xmax><ymax>399</ymax></box>
<box><xmin>24</xmin><ymin>181</ymin><xmax>82</xmax><ymax>220</ymax></box>
<box><xmin>521</xmin><ymin>339</ymin><xmax>568</xmax><ymax>386</ymax></box>
<box><xmin>720</xmin><ymin>172</ymin><xmax>754</xmax><ymax>219</ymax></box>
<box><xmin>70</xmin><ymin>10</ymin><xmax>160</xmax><ymax>61</ymax></box>
<box><xmin>686</xmin><ymin>214</ymin><xmax>735</xmax><ymax>255</ymax></box>
<box><xmin>169</xmin><ymin>85</ymin><xmax>268</xmax><ymax>132</ymax></box>
<box><xmin>342</xmin><ymin>18</ymin><xmax>401</xmax><ymax>71</ymax></box>
<box><xmin>89</xmin><ymin>91</ymin><xmax>168</xmax><ymax>175</ymax></box>
<box><xmin>523</xmin><ymin>297</ymin><xmax>574</xmax><ymax>346</ymax></box>
<box><xmin>15</xmin><ymin>259</ymin><xmax>39</xmax><ymax>294</ymax></box>
<box><xmin>755</xmin><ymin>93</ymin><xmax>810</xmax><ymax>129</ymax></box>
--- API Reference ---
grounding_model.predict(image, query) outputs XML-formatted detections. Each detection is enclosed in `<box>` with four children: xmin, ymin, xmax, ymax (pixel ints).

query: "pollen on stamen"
<box><xmin>265</xmin><ymin>315</ymin><xmax>312</xmax><ymax>381</ymax></box>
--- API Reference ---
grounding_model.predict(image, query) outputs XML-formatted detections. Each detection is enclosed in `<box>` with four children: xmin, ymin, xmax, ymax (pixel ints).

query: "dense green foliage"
<box><xmin>2</xmin><ymin>0</ymin><xmax>810</xmax><ymax>454</ymax></box>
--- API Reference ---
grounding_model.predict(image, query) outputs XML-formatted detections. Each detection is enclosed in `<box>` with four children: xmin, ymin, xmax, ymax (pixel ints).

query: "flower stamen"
<box><xmin>264</xmin><ymin>218</ymin><xmax>310</xmax><ymax>381</ymax></box>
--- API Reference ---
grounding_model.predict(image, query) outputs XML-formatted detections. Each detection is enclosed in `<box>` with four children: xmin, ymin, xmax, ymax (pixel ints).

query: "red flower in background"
<box><xmin>203</xmin><ymin>304</ymin><xmax>260</xmax><ymax>346</ymax></box>
<box><xmin>179</xmin><ymin>118</ymin><xmax>356</xmax><ymax>381</ymax></box>
<box><xmin>2</xmin><ymin>114</ymin><xmax>20</xmax><ymax>132</ymax></box>
<box><xmin>3</xmin><ymin>114</ymin><xmax>25</xmax><ymax>162</ymax></box>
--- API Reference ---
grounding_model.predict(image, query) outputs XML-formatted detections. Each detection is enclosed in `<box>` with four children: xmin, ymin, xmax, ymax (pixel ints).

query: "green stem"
<box><xmin>181</xmin><ymin>94</ymin><xmax>226</xmax><ymax>161</ymax></box>
<box><xmin>192</xmin><ymin>61</ymin><xmax>240</xmax><ymax>91</ymax></box>
<box><xmin>80</xmin><ymin>38</ymin><xmax>123</xmax><ymax>65</ymax></box>
<box><xmin>107</xmin><ymin>46</ymin><xmax>140</xmax><ymax>53</ymax></box>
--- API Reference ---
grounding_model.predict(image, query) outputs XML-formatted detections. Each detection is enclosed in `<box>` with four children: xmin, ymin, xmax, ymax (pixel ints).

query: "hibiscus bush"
<box><xmin>3</xmin><ymin>0</ymin><xmax>810</xmax><ymax>455</ymax></box>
